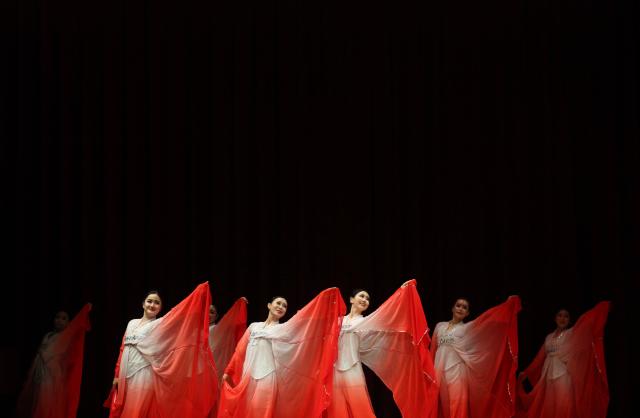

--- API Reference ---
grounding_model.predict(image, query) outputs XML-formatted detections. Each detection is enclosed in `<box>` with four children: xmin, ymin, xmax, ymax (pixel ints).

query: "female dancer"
<box><xmin>516</xmin><ymin>302</ymin><xmax>610</xmax><ymax>418</ymax></box>
<box><xmin>16</xmin><ymin>304</ymin><xmax>91</xmax><ymax>418</ymax></box>
<box><xmin>326</xmin><ymin>279</ymin><xmax>437</xmax><ymax>418</ymax></box>
<box><xmin>431</xmin><ymin>296</ymin><xmax>521</xmax><ymax>418</ymax></box>
<box><xmin>105</xmin><ymin>283</ymin><xmax>217</xmax><ymax>418</ymax></box>
<box><xmin>218</xmin><ymin>288</ymin><xmax>345</xmax><ymax>418</ymax></box>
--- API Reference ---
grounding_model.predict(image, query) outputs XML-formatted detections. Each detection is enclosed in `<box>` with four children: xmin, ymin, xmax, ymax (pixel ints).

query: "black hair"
<box><xmin>350</xmin><ymin>289</ymin><xmax>370</xmax><ymax>299</ymax></box>
<box><xmin>53</xmin><ymin>310</ymin><xmax>70</xmax><ymax>321</ymax></box>
<box><xmin>270</xmin><ymin>296</ymin><xmax>287</xmax><ymax>304</ymax></box>
<box><xmin>554</xmin><ymin>308</ymin><xmax>571</xmax><ymax>320</ymax></box>
<box><xmin>144</xmin><ymin>290</ymin><xmax>162</xmax><ymax>304</ymax></box>
<box><xmin>52</xmin><ymin>310</ymin><xmax>70</xmax><ymax>332</ymax></box>
<box><xmin>452</xmin><ymin>297</ymin><xmax>471</xmax><ymax>311</ymax></box>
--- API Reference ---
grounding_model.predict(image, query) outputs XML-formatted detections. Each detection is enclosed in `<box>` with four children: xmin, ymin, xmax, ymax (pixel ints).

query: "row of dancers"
<box><xmin>16</xmin><ymin>280</ymin><xmax>610</xmax><ymax>418</ymax></box>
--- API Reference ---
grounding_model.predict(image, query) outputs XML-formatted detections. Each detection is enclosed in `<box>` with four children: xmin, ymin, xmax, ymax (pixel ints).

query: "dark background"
<box><xmin>1</xmin><ymin>1</ymin><xmax>637</xmax><ymax>417</ymax></box>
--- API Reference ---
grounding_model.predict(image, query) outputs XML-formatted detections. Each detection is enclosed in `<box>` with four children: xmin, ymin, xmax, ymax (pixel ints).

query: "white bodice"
<box><xmin>433</xmin><ymin>321</ymin><xmax>468</xmax><ymax>371</ymax></box>
<box><xmin>122</xmin><ymin>318</ymin><xmax>161</xmax><ymax>378</ymax></box>
<box><xmin>243</xmin><ymin>321</ymin><xmax>283</xmax><ymax>380</ymax></box>
<box><xmin>335</xmin><ymin>314</ymin><xmax>366</xmax><ymax>371</ymax></box>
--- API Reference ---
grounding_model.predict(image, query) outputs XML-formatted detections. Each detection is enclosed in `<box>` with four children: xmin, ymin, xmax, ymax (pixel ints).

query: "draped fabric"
<box><xmin>16</xmin><ymin>303</ymin><xmax>92</xmax><ymax>418</ymax></box>
<box><xmin>105</xmin><ymin>282</ymin><xmax>218</xmax><ymax>418</ymax></box>
<box><xmin>218</xmin><ymin>287</ymin><xmax>346</xmax><ymax>418</ymax></box>
<box><xmin>517</xmin><ymin>301</ymin><xmax>610</xmax><ymax>418</ymax></box>
<box><xmin>208</xmin><ymin>298</ymin><xmax>248</xmax><ymax>418</ymax></box>
<box><xmin>326</xmin><ymin>279</ymin><xmax>438</xmax><ymax>418</ymax></box>
<box><xmin>210</xmin><ymin>298</ymin><xmax>248</xmax><ymax>383</ymax></box>
<box><xmin>9</xmin><ymin>1</ymin><xmax>635</xmax><ymax>416</ymax></box>
<box><xmin>431</xmin><ymin>296</ymin><xmax>521</xmax><ymax>418</ymax></box>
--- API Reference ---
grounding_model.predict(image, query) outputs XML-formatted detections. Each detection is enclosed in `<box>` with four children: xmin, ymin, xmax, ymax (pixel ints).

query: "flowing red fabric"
<box><xmin>16</xmin><ymin>303</ymin><xmax>91</xmax><ymax>418</ymax></box>
<box><xmin>431</xmin><ymin>296</ymin><xmax>521</xmax><ymax>418</ymax></box>
<box><xmin>218</xmin><ymin>287</ymin><xmax>346</xmax><ymax>418</ymax></box>
<box><xmin>516</xmin><ymin>301</ymin><xmax>610</xmax><ymax>418</ymax></box>
<box><xmin>210</xmin><ymin>298</ymin><xmax>248</xmax><ymax>382</ymax></box>
<box><xmin>207</xmin><ymin>298</ymin><xmax>248</xmax><ymax>418</ymax></box>
<box><xmin>335</xmin><ymin>279</ymin><xmax>438</xmax><ymax>418</ymax></box>
<box><xmin>105</xmin><ymin>282</ymin><xmax>218</xmax><ymax>418</ymax></box>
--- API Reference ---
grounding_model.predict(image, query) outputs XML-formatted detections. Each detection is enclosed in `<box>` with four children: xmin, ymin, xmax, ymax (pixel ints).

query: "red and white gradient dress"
<box><xmin>218</xmin><ymin>288</ymin><xmax>345</xmax><ymax>418</ymax></box>
<box><xmin>208</xmin><ymin>298</ymin><xmax>248</xmax><ymax>417</ymax></box>
<box><xmin>209</xmin><ymin>298</ymin><xmax>248</xmax><ymax>383</ymax></box>
<box><xmin>105</xmin><ymin>282</ymin><xmax>218</xmax><ymax>418</ymax></box>
<box><xmin>326</xmin><ymin>279</ymin><xmax>438</xmax><ymax>418</ymax></box>
<box><xmin>431</xmin><ymin>296</ymin><xmax>521</xmax><ymax>418</ymax></box>
<box><xmin>16</xmin><ymin>304</ymin><xmax>91</xmax><ymax>418</ymax></box>
<box><xmin>516</xmin><ymin>301</ymin><xmax>610</xmax><ymax>418</ymax></box>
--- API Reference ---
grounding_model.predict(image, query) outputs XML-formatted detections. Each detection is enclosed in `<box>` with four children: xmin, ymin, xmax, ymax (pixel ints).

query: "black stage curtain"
<box><xmin>1</xmin><ymin>1</ymin><xmax>637</xmax><ymax>417</ymax></box>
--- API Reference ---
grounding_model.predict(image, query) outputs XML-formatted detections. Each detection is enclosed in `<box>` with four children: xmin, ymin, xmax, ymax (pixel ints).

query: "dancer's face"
<box><xmin>555</xmin><ymin>309</ymin><xmax>570</xmax><ymax>330</ymax></box>
<box><xmin>209</xmin><ymin>305</ymin><xmax>218</xmax><ymax>324</ymax></box>
<box><xmin>451</xmin><ymin>299</ymin><xmax>470</xmax><ymax>322</ymax></box>
<box><xmin>53</xmin><ymin>311</ymin><xmax>69</xmax><ymax>331</ymax></box>
<box><xmin>142</xmin><ymin>293</ymin><xmax>162</xmax><ymax>318</ymax></box>
<box><xmin>268</xmin><ymin>297</ymin><xmax>288</xmax><ymax>320</ymax></box>
<box><xmin>350</xmin><ymin>291</ymin><xmax>370</xmax><ymax>314</ymax></box>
